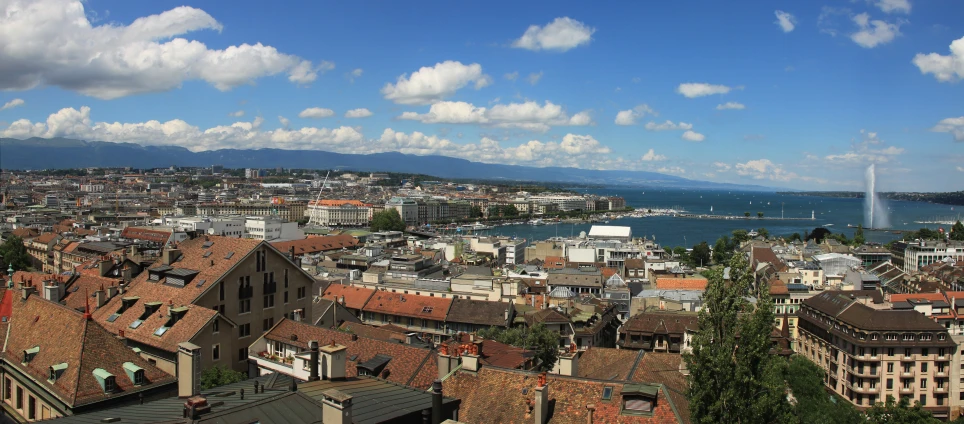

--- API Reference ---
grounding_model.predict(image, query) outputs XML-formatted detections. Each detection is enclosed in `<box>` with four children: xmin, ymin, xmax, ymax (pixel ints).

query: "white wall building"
<box><xmin>244</xmin><ymin>216</ymin><xmax>305</xmax><ymax>242</ymax></box>
<box><xmin>79</xmin><ymin>184</ymin><xmax>105</xmax><ymax>192</ymax></box>
<box><xmin>305</xmin><ymin>201</ymin><xmax>372</xmax><ymax>227</ymax></box>
<box><xmin>160</xmin><ymin>216</ymin><xmax>246</xmax><ymax>237</ymax></box>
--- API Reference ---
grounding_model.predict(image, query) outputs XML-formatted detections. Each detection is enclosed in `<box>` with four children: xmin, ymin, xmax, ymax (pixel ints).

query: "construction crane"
<box><xmin>306</xmin><ymin>171</ymin><xmax>330</xmax><ymax>227</ymax></box>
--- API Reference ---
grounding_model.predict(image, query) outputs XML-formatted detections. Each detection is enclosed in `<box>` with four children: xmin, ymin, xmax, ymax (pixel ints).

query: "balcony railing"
<box><xmin>934</xmin><ymin>386</ymin><xmax>948</xmax><ymax>394</ymax></box>
<box><xmin>900</xmin><ymin>370</ymin><xmax>915</xmax><ymax>378</ymax></box>
<box><xmin>899</xmin><ymin>387</ymin><xmax>914</xmax><ymax>394</ymax></box>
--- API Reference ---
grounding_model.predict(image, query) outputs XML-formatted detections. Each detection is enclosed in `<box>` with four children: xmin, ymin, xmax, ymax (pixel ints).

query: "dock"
<box><xmin>673</xmin><ymin>213</ymin><xmax>816</xmax><ymax>221</ymax></box>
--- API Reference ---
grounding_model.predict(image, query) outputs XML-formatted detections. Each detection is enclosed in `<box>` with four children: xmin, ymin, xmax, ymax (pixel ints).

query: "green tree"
<box><xmin>788</xmin><ymin>233</ymin><xmax>802</xmax><ymax>242</ymax></box>
<box><xmin>712</xmin><ymin>237</ymin><xmax>729</xmax><ymax>264</ymax></box>
<box><xmin>200</xmin><ymin>365</ymin><xmax>247</xmax><ymax>390</ymax></box>
<box><xmin>370</xmin><ymin>209</ymin><xmax>406</xmax><ymax>232</ymax></box>
<box><xmin>757</xmin><ymin>228</ymin><xmax>769</xmax><ymax>240</ymax></box>
<box><xmin>478</xmin><ymin>324</ymin><xmax>559</xmax><ymax>372</ymax></box>
<box><xmin>503</xmin><ymin>205</ymin><xmax>520</xmax><ymax>218</ymax></box>
<box><xmin>807</xmin><ymin>228</ymin><xmax>831</xmax><ymax>243</ymax></box>
<box><xmin>684</xmin><ymin>253</ymin><xmax>792</xmax><ymax>423</ymax></box>
<box><xmin>952</xmin><ymin>221</ymin><xmax>964</xmax><ymax>241</ymax></box>
<box><xmin>672</xmin><ymin>246</ymin><xmax>688</xmax><ymax>260</ymax></box>
<box><xmin>0</xmin><ymin>235</ymin><xmax>31</xmax><ymax>272</ymax></box>
<box><xmin>866</xmin><ymin>396</ymin><xmax>939</xmax><ymax>424</ymax></box>
<box><xmin>691</xmin><ymin>242</ymin><xmax>711</xmax><ymax>267</ymax></box>
<box><xmin>744</xmin><ymin>212</ymin><xmax>751</xmax><ymax>218</ymax></box>
<box><xmin>786</xmin><ymin>356</ymin><xmax>862</xmax><ymax>424</ymax></box>
<box><xmin>470</xmin><ymin>206</ymin><xmax>484</xmax><ymax>219</ymax></box>
<box><xmin>853</xmin><ymin>224</ymin><xmax>866</xmax><ymax>246</ymax></box>
<box><xmin>757</xmin><ymin>211</ymin><xmax>764</xmax><ymax>219</ymax></box>
<box><xmin>731</xmin><ymin>229</ymin><xmax>749</xmax><ymax>245</ymax></box>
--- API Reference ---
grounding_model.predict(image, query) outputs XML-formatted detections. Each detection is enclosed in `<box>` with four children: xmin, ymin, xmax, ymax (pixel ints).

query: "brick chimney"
<box><xmin>177</xmin><ymin>342</ymin><xmax>201</xmax><ymax>398</ymax></box>
<box><xmin>308</xmin><ymin>340</ymin><xmax>320</xmax><ymax>382</ymax></box>
<box><xmin>319</xmin><ymin>341</ymin><xmax>347</xmax><ymax>380</ymax></box>
<box><xmin>43</xmin><ymin>281</ymin><xmax>60</xmax><ymax>302</ymax></box>
<box><xmin>321</xmin><ymin>389</ymin><xmax>352</xmax><ymax>424</ymax></box>
<box><xmin>586</xmin><ymin>404</ymin><xmax>595</xmax><ymax>424</ymax></box>
<box><xmin>534</xmin><ymin>372</ymin><xmax>549</xmax><ymax>424</ymax></box>
<box><xmin>437</xmin><ymin>344</ymin><xmax>458</xmax><ymax>380</ymax></box>
<box><xmin>461</xmin><ymin>342</ymin><xmax>482</xmax><ymax>373</ymax></box>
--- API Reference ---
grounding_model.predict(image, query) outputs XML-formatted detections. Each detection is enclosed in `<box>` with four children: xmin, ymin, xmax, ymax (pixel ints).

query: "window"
<box><xmin>263</xmin><ymin>294</ymin><xmax>275</xmax><ymax>309</ymax></box>
<box><xmin>919</xmin><ymin>395</ymin><xmax>926</xmax><ymax>406</ymax></box>
<box><xmin>922</xmin><ymin>348</ymin><xmax>929</xmax><ymax>356</ymax></box>
<box><xmin>921</xmin><ymin>363</ymin><xmax>928</xmax><ymax>373</ymax></box>
<box><xmin>4</xmin><ymin>378</ymin><xmax>9</xmax><ymax>400</ymax></box>
<box><xmin>256</xmin><ymin>251</ymin><xmax>262</xmax><ymax>272</ymax></box>
<box><xmin>239</xmin><ymin>299</ymin><xmax>251</xmax><ymax>314</ymax></box>
<box><xmin>284</xmin><ymin>291</ymin><xmax>289</xmax><ymax>304</ymax></box>
<box><xmin>103</xmin><ymin>376</ymin><xmax>116</xmax><ymax>393</ymax></box>
<box><xmin>297</xmin><ymin>287</ymin><xmax>306</xmax><ymax>299</ymax></box>
<box><xmin>887</xmin><ymin>363</ymin><xmax>894</xmax><ymax>373</ymax></box>
<box><xmin>905</xmin><ymin>348</ymin><xmax>912</xmax><ymax>357</ymax></box>
<box><xmin>871</xmin><ymin>348</ymin><xmax>878</xmax><ymax>357</ymax></box>
<box><xmin>284</xmin><ymin>269</ymin><xmax>288</xmax><ymax>288</ymax></box>
<box><xmin>27</xmin><ymin>395</ymin><xmax>35</xmax><ymax>419</ymax></box>
<box><xmin>213</xmin><ymin>319</ymin><xmax>219</xmax><ymax>334</ymax></box>
<box><xmin>15</xmin><ymin>386</ymin><xmax>22</xmax><ymax>409</ymax></box>
<box><xmin>133</xmin><ymin>370</ymin><xmax>145</xmax><ymax>386</ymax></box>
<box><xmin>622</xmin><ymin>395</ymin><xmax>654</xmax><ymax>414</ymax></box>
<box><xmin>213</xmin><ymin>344</ymin><xmax>220</xmax><ymax>361</ymax></box>
<box><xmin>920</xmin><ymin>378</ymin><xmax>927</xmax><ymax>389</ymax></box>
<box><xmin>219</xmin><ymin>282</ymin><xmax>224</xmax><ymax>301</ymax></box>
<box><xmin>239</xmin><ymin>323</ymin><xmax>250</xmax><ymax>338</ymax></box>
<box><xmin>887</xmin><ymin>379</ymin><xmax>893</xmax><ymax>389</ymax></box>
<box><xmin>263</xmin><ymin>317</ymin><xmax>274</xmax><ymax>331</ymax></box>
<box><xmin>888</xmin><ymin>348</ymin><xmax>895</xmax><ymax>356</ymax></box>
<box><xmin>939</xmin><ymin>348</ymin><xmax>947</xmax><ymax>357</ymax></box>
<box><xmin>239</xmin><ymin>348</ymin><xmax>246</xmax><ymax>362</ymax></box>
<box><xmin>602</xmin><ymin>386</ymin><xmax>614</xmax><ymax>401</ymax></box>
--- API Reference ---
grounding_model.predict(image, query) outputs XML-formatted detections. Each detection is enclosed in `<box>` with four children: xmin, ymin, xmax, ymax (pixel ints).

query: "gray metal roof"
<box><xmin>299</xmin><ymin>377</ymin><xmax>460</xmax><ymax>424</ymax></box>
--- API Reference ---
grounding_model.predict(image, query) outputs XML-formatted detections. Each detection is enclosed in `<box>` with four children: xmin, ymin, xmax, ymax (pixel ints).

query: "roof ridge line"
<box><xmin>626</xmin><ymin>350</ymin><xmax>646</xmax><ymax>380</ymax></box>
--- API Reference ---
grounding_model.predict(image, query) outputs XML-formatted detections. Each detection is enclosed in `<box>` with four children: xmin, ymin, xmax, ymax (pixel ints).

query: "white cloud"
<box><xmin>875</xmin><ymin>0</ymin><xmax>911</xmax><ymax>14</ymax></box>
<box><xmin>735</xmin><ymin>159</ymin><xmax>796</xmax><ymax>181</ymax></box>
<box><xmin>931</xmin><ymin>116</ymin><xmax>964</xmax><ymax>141</ymax></box>
<box><xmin>298</xmin><ymin>107</ymin><xmax>334</xmax><ymax>119</ymax></box>
<box><xmin>347</xmin><ymin>68</ymin><xmax>363</xmax><ymax>83</ymax></box>
<box><xmin>681</xmin><ymin>130</ymin><xmax>706</xmax><ymax>142</ymax></box>
<box><xmin>631</xmin><ymin>77</ymin><xmax>641</xmax><ymax>84</ymax></box>
<box><xmin>677</xmin><ymin>83</ymin><xmax>733</xmax><ymax>98</ymax></box>
<box><xmin>641</xmin><ymin>148</ymin><xmax>666</xmax><ymax>162</ymax></box>
<box><xmin>398</xmin><ymin>100</ymin><xmax>592</xmax><ymax>132</ymax></box>
<box><xmin>850</xmin><ymin>13</ymin><xmax>901</xmax><ymax>48</ymax></box>
<box><xmin>0</xmin><ymin>0</ymin><xmax>328</xmax><ymax>99</ymax></box>
<box><xmin>278</xmin><ymin>116</ymin><xmax>290</xmax><ymax>128</ymax></box>
<box><xmin>228</xmin><ymin>110</ymin><xmax>244</xmax><ymax>117</ymax></box>
<box><xmin>614</xmin><ymin>105</ymin><xmax>656</xmax><ymax>126</ymax></box>
<box><xmin>774</xmin><ymin>11</ymin><xmax>796</xmax><ymax>33</ymax></box>
<box><xmin>821</xmin><ymin>129</ymin><xmax>909</xmax><ymax>163</ymax></box>
<box><xmin>957</xmin><ymin>166</ymin><xmax>964</xmax><ymax>172</ymax></box>
<box><xmin>644</xmin><ymin>120</ymin><xmax>692</xmax><ymax>131</ymax></box>
<box><xmin>381</xmin><ymin>61</ymin><xmax>492</xmax><ymax>105</ymax></box>
<box><xmin>504</xmin><ymin>72</ymin><xmax>519</xmax><ymax>81</ymax></box>
<box><xmin>512</xmin><ymin>17</ymin><xmax>595</xmax><ymax>52</ymax></box>
<box><xmin>716</xmin><ymin>102</ymin><xmax>746</xmax><ymax>110</ymax></box>
<box><xmin>713</xmin><ymin>162</ymin><xmax>732</xmax><ymax>171</ymax></box>
<box><xmin>0</xmin><ymin>106</ymin><xmax>364</xmax><ymax>151</ymax></box>
<box><xmin>345</xmin><ymin>108</ymin><xmax>373</xmax><ymax>118</ymax></box>
<box><xmin>1</xmin><ymin>98</ymin><xmax>24</xmax><ymax>111</ymax></box>
<box><xmin>527</xmin><ymin>71</ymin><xmax>544</xmax><ymax>85</ymax></box>
<box><xmin>912</xmin><ymin>35</ymin><xmax>964</xmax><ymax>82</ymax></box>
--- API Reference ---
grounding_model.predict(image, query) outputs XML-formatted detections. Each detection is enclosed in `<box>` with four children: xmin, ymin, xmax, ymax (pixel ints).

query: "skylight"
<box><xmin>422</xmin><ymin>306</ymin><xmax>433</xmax><ymax>313</ymax></box>
<box><xmin>203</xmin><ymin>251</ymin><xmax>212</xmax><ymax>258</ymax></box>
<box><xmin>224</xmin><ymin>252</ymin><xmax>234</xmax><ymax>259</ymax></box>
<box><xmin>130</xmin><ymin>320</ymin><xmax>143</xmax><ymax>329</ymax></box>
<box><xmin>602</xmin><ymin>386</ymin><xmax>614</xmax><ymax>400</ymax></box>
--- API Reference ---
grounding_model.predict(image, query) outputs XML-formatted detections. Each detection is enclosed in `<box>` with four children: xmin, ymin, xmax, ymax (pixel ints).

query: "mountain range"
<box><xmin>0</xmin><ymin>137</ymin><xmax>774</xmax><ymax>191</ymax></box>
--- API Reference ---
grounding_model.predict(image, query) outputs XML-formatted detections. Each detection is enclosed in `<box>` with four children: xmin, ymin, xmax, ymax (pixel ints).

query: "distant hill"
<box><xmin>0</xmin><ymin>137</ymin><xmax>775</xmax><ymax>191</ymax></box>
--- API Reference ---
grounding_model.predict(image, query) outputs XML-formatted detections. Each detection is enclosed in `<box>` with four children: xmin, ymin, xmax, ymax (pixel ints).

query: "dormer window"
<box><xmin>620</xmin><ymin>384</ymin><xmax>659</xmax><ymax>416</ymax></box>
<box><xmin>122</xmin><ymin>362</ymin><xmax>146</xmax><ymax>386</ymax></box>
<box><xmin>23</xmin><ymin>346</ymin><xmax>39</xmax><ymax>364</ymax></box>
<box><xmin>92</xmin><ymin>368</ymin><xmax>116</xmax><ymax>394</ymax></box>
<box><xmin>49</xmin><ymin>362</ymin><xmax>68</xmax><ymax>383</ymax></box>
<box><xmin>109</xmin><ymin>296</ymin><xmax>140</xmax><ymax>322</ymax></box>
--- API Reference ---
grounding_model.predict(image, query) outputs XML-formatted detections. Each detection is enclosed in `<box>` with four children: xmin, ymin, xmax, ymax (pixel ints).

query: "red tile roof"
<box><xmin>321</xmin><ymin>284</ymin><xmax>375</xmax><ymax>311</ymax></box>
<box><xmin>655</xmin><ymin>278</ymin><xmax>708</xmax><ymax>291</ymax></box>
<box><xmin>543</xmin><ymin>256</ymin><xmax>567</xmax><ymax>270</ymax></box>
<box><xmin>62</xmin><ymin>274</ymin><xmax>119</xmax><ymax>312</ymax></box>
<box><xmin>890</xmin><ymin>292</ymin><xmax>946</xmax><ymax>303</ymax></box>
<box><xmin>362</xmin><ymin>291</ymin><xmax>452</xmax><ymax>321</ymax></box>
<box><xmin>32</xmin><ymin>232</ymin><xmax>60</xmax><ymax>244</ymax></box>
<box><xmin>1</xmin><ymin>294</ymin><xmax>175</xmax><ymax>408</ymax></box>
<box><xmin>578</xmin><ymin>347</ymin><xmax>642</xmax><ymax>380</ymax></box>
<box><xmin>120</xmin><ymin>227</ymin><xmax>171</xmax><ymax>244</ymax></box>
<box><xmin>271</xmin><ymin>234</ymin><xmax>360</xmax><ymax>255</ymax></box>
<box><xmin>10</xmin><ymin>228</ymin><xmax>39</xmax><ymax>239</ymax></box>
<box><xmin>263</xmin><ymin>319</ymin><xmax>439</xmax><ymax>390</ymax></box>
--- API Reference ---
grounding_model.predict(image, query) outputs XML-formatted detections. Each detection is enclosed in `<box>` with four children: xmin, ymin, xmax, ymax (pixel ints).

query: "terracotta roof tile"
<box><xmin>446</xmin><ymin>298</ymin><xmax>512</xmax><ymax>327</ymax></box>
<box><xmin>120</xmin><ymin>227</ymin><xmax>171</xmax><ymax>244</ymax></box>
<box><xmin>631</xmin><ymin>353</ymin><xmax>691</xmax><ymax>424</ymax></box>
<box><xmin>654</xmin><ymin>278</ymin><xmax>708</xmax><ymax>291</ymax></box>
<box><xmin>321</xmin><ymin>284</ymin><xmax>375</xmax><ymax>311</ymax></box>
<box><xmin>271</xmin><ymin>234</ymin><xmax>359</xmax><ymax>255</ymax></box>
<box><xmin>62</xmin><ymin>274</ymin><xmax>120</xmax><ymax>312</ymax></box>
<box><xmin>578</xmin><ymin>347</ymin><xmax>642</xmax><ymax>381</ymax></box>
<box><xmin>362</xmin><ymin>291</ymin><xmax>452</xmax><ymax>321</ymax></box>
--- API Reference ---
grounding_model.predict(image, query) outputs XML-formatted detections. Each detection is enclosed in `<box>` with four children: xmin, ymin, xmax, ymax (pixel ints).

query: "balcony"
<box><xmin>852</xmin><ymin>385</ymin><xmax>879</xmax><ymax>394</ymax></box>
<box><xmin>900</xmin><ymin>370</ymin><xmax>915</xmax><ymax>378</ymax></box>
<box><xmin>935</xmin><ymin>369</ymin><xmax>948</xmax><ymax>378</ymax></box>
<box><xmin>899</xmin><ymin>387</ymin><xmax>914</xmax><ymax>394</ymax></box>
<box><xmin>934</xmin><ymin>386</ymin><xmax>948</xmax><ymax>394</ymax></box>
<box><xmin>249</xmin><ymin>349</ymin><xmax>294</xmax><ymax>374</ymax></box>
<box><xmin>853</xmin><ymin>368</ymin><xmax>879</xmax><ymax>378</ymax></box>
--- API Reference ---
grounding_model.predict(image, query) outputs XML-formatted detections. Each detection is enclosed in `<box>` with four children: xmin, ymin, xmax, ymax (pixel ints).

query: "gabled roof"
<box><xmin>446</xmin><ymin>298</ymin><xmax>512</xmax><ymax>327</ymax></box>
<box><xmin>361</xmin><ymin>291</ymin><xmax>452</xmax><ymax>321</ymax></box>
<box><xmin>655</xmin><ymin>277</ymin><xmax>708</xmax><ymax>291</ymax></box>
<box><xmin>578</xmin><ymin>347</ymin><xmax>642</xmax><ymax>381</ymax></box>
<box><xmin>120</xmin><ymin>227</ymin><xmax>171</xmax><ymax>244</ymax></box>
<box><xmin>271</xmin><ymin>234</ymin><xmax>359</xmax><ymax>255</ymax></box>
<box><xmin>262</xmin><ymin>319</ymin><xmax>438</xmax><ymax>390</ymax></box>
<box><xmin>320</xmin><ymin>284</ymin><xmax>375</xmax><ymax>310</ymax></box>
<box><xmin>1</xmin><ymin>294</ymin><xmax>175</xmax><ymax>408</ymax></box>
<box><xmin>62</xmin><ymin>274</ymin><xmax>119</xmax><ymax>312</ymax></box>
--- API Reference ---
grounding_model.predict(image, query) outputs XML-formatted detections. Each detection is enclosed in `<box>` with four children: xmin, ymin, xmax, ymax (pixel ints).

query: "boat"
<box><xmin>528</xmin><ymin>219</ymin><xmax>546</xmax><ymax>226</ymax></box>
<box><xmin>847</xmin><ymin>224</ymin><xmax>856</xmax><ymax>228</ymax></box>
<box><xmin>823</xmin><ymin>224</ymin><xmax>834</xmax><ymax>227</ymax></box>
<box><xmin>461</xmin><ymin>222</ymin><xmax>493</xmax><ymax>231</ymax></box>
<box><xmin>748</xmin><ymin>230</ymin><xmax>759</xmax><ymax>237</ymax></box>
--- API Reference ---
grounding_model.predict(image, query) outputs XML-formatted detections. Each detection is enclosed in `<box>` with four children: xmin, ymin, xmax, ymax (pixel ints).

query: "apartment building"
<box><xmin>617</xmin><ymin>310</ymin><xmax>697</xmax><ymax>353</ymax></box>
<box><xmin>797</xmin><ymin>291</ymin><xmax>956</xmax><ymax>418</ymax></box>
<box><xmin>304</xmin><ymin>199</ymin><xmax>372</xmax><ymax>227</ymax></box>
<box><xmin>384</xmin><ymin>197</ymin><xmax>471</xmax><ymax>226</ymax></box>
<box><xmin>892</xmin><ymin>240</ymin><xmax>964</xmax><ymax>274</ymax></box>
<box><xmin>195</xmin><ymin>202</ymin><xmax>307</xmax><ymax>223</ymax></box>
<box><xmin>244</xmin><ymin>216</ymin><xmax>304</xmax><ymax>242</ymax></box>
<box><xmin>92</xmin><ymin>236</ymin><xmax>315</xmax><ymax>374</ymax></box>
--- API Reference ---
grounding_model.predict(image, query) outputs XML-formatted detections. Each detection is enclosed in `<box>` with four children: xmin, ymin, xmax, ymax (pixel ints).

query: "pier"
<box><xmin>673</xmin><ymin>213</ymin><xmax>816</xmax><ymax>221</ymax></box>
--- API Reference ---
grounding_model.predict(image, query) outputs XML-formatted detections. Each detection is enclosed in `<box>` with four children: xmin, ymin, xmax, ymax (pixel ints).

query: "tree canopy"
<box><xmin>785</xmin><ymin>356</ymin><xmax>862</xmax><ymax>424</ymax></box>
<box><xmin>866</xmin><ymin>396</ymin><xmax>940</xmax><ymax>424</ymax></box>
<box><xmin>200</xmin><ymin>365</ymin><xmax>246</xmax><ymax>390</ymax></box>
<box><xmin>952</xmin><ymin>220</ymin><xmax>964</xmax><ymax>241</ymax></box>
<box><xmin>684</xmin><ymin>253</ymin><xmax>791</xmax><ymax>423</ymax></box>
<box><xmin>806</xmin><ymin>227</ymin><xmax>831</xmax><ymax>243</ymax></box>
<box><xmin>370</xmin><ymin>209</ymin><xmax>406</xmax><ymax>232</ymax></box>
<box><xmin>0</xmin><ymin>235</ymin><xmax>31</xmax><ymax>272</ymax></box>
<box><xmin>853</xmin><ymin>225</ymin><xmax>866</xmax><ymax>245</ymax></box>
<box><xmin>732</xmin><ymin>229</ymin><xmax>750</xmax><ymax>244</ymax></box>
<box><xmin>690</xmin><ymin>242</ymin><xmax>711</xmax><ymax>267</ymax></box>
<box><xmin>478</xmin><ymin>324</ymin><xmax>559</xmax><ymax>372</ymax></box>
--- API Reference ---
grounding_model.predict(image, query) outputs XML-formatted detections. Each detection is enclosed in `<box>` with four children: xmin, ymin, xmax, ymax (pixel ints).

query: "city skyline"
<box><xmin>0</xmin><ymin>0</ymin><xmax>962</xmax><ymax>191</ymax></box>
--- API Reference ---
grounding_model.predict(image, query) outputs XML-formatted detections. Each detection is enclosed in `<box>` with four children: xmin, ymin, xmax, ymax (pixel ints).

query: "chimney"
<box><xmin>534</xmin><ymin>372</ymin><xmax>549</xmax><ymax>424</ymax></box>
<box><xmin>406</xmin><ymin>333</ymin><xmax>418</xmax><ymax>345</ymax></box>
<box><xmin>461</xmin><ymin>342</ymin><xmax>481</xmax><ymax>373</ymax></box>
<box><xmin>177</xmin><ymin>342</ymin><xmax>202</xmax><ymax>398</ymax></box>
<box><xmin>121</xmin><ymin>266</ymin><xmax>132</xmax><ymax>283</ymax></box>
<box><xmin>118</xmin><ymin>282</ymin><xmax>126</xmax><ymax>295</ymax></box>
<box><xmin>182</xmin><ymin>396</ymin><xmax>211</xmax><ymax>419</ymax></box>
<box><xmin>319</xmin><ymin>342</ymin><xmax>348</xmax><ymax>380</ymax></box>
<box><xmin>555</xmin><ymin>344</ymin><xmax>579</xmax><ymax>377</ymax></box>
<box><xmin>129</xmin><ymin>245</ymin><xmax>137</xmax><ymax>258</ymax></box>
<box><xmin>431</xmin><ymin>380</ymin><xmax>443</xmax><ymax>424</ymax></box>
<box><xmin>586</xmin><ymin>404</ymin><xmax>595</xmax><ymax>424</ymax></box>
<box><xmin>308</xmin><ymin>340</ymin><xmax>320</xmax><ymax>382</ymax></box>
<box><xmin>22</xmin><ymin>286</ymin><xmax>36</xmax><ymax>301</ymax></box>
<box><xmin>94</xmin><ymin>289</ymin><xmax>106</xmax><ymax>308</ymax></box>
<box><xmin>321</xmin><ymin>389</ymin><xmax>353</xmax><ymax>424</ymax></box>
<box><xmin>106</xmin><ymin>285</ymin><xmax>118</xmax><ymax>299</ymax></box>
<box><xmin>437</xmin><ymin>344</ymin><xmax>455</xmax><ymax>380</ymax></box>
<box><xmin>98</xmin><ymin>258</ymin><xmax>112</xmax><ymax>277</ymax></box>
<box><xmin>43</xmin><ymin>281</ymin><xmax>60</xmax><ymax>301</ymax></box>
<box><xmin>163</xmin><ymin>248</ymin><xmax>181</xmax><ymax>266</ymax></box>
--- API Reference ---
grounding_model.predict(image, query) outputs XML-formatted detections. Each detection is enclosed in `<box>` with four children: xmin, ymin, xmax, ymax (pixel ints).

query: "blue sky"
<box><xmin>0</xmin><ymin>0</ymin><xmax>962</xmax><ymax>191</ymax></box>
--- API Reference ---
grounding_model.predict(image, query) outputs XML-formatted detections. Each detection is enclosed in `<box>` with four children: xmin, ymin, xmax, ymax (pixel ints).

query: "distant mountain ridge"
<box><xmin>0</xmin><ymin>137</ymin><xmax>775</xmax><ymax>191</ymax></box>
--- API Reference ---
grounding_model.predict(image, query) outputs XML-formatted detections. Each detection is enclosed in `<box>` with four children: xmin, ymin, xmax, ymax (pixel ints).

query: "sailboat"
<box><xmin>710</xmin><ymin>206</ymin><xmax>713</xmax><ymax>212</ymax></box>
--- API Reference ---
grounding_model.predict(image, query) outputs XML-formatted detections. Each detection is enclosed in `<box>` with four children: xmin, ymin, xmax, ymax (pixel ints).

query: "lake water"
<box><xmin>485</xmin><ymin>188</ymin><xmax>962</xmax><ymax>248</ymax></box>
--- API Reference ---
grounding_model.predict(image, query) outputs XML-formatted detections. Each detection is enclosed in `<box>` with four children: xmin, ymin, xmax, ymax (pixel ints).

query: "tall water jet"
<box><xmin>864</xmin><ymin>164</ymin><xmax>890</xmax><ymax>229</ymax></box>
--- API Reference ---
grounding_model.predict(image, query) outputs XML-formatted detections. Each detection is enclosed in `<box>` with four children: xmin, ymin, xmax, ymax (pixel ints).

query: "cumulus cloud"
<box><xmin>614</xmin><ymin>105</ymin><xmax>656</xmax><ymax>126</ymax></box>
<box><xmin>1</xmin><ymin>98</ymin><xmax>24</xmax><ymax>111</ymax></box>
<box><xmin>713</xmin><ymin>162</ymin><xmax>732</xmax><ymax>171</ymax></box>
<box><xmin>228</xmin><ymin>110</ymin><xmax>244</xmax><ymax>117</ymax></box>
<box><xmin>347</xmin><ymin>68</ymin><xmax>363</xmax><ymax>83</ymax></box>
<box><xmin>381</xmin><ymin>61</ymin><xmax>492</xmax><ymax>105</ymax></box>
<box><xmin>931</xmin><ymin>116</ymin><xmax>964</xmax><ymax>141</ymax></box>
<box><xmin>0</xmin><ymin>0</ymin><xmax>329</xmax><ymax>99</ymax></box>
<box><xmin>850</xmin><ymin>13</ymin><xmax>901</xmax><ymax>48</ymax></box>
<box><xmin>912</xmin><ymin>35</ymin><xmax>964</xmax><ymax>82</ymax></box>
<box><xmin>716</xmin><ymin>102</ymin><xmax>746</xmax><ymax>110</ymax></box>
<box><xmin>644</xmin><ymin>120</ymin><xmax>692</xmax><ymax>131</ymax></box>
<box><xmin>735</xmin><ymin>159</ymin><xmax>796</xmax><ymax>181</ymax></box>
<box><xmin>875</xmin><ymin>0</ymin><xmax>911</xmax><ymax>14</ymax></box>
<box><xmin>278</xmin><ymin>116</ymin><xmax>290</xmax><ymax>128</ymax></box>
<box><xmin>527</xmin><ymin>71</ymin><xmax>544</xmax><ymax>85</ymax></box>
<box><xmin>298</xmin><ymin>107</ymin><xmax>335</xmax><ymax>119</ymax></box>
<box><xmin>774</xmin><ymin>11</ymin><xmax>796</xmax><ymax>33</ymax></box>
<box><xmin>512</xmin><ymin>17</ymin><xmax>595</xmax><ymax>52</ymax></box>
<box><xmin>821</xmin><ymin>129</ymin><xmax>909</xmax><ymax>164</ymax></box>
<box><xmin>677</xmin><ymin>83</ymin><xmax>733</xmax><ymax>98</ymax></box>
<box><xmin>398</xmin><ymin>100</ymin><xmax>592</xmax><ymax>132</ymax></box>
<box><xmin>345</xmin><ymin>108</ymin><xmax>373</xmax><ymax>118</ymax></box>
<box><xmin>641</xmin><ymin>148</ymin><xmax>666</xmax><ymax>162</ymax></box>
<box><xmin>0</xmin><ymin>106</ymin><xmax>365</xmax><ymax>152</ymax></box>
<box><xmin>504</xmin><ymin>71</ymin><xmax>519</xmax><ymax>81</ymax></box>
<box><xmin>681</xmin><ymin>130</ymin><xmax>706</xmax><ymax>142</ymax></box>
